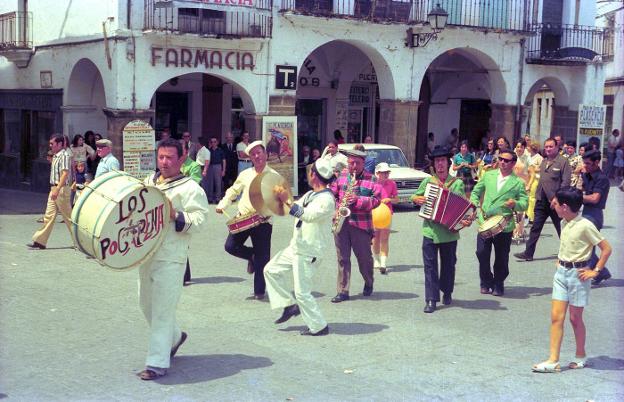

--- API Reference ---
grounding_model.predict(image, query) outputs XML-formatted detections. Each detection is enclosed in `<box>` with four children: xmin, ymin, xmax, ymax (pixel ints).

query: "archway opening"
<box><xmin>66</xmin><ymin>58</ymin><xmax>107</xmax><ymax>140</ymax></box>
<box><xmin>523</xmin><ymin>78</ymin><xmax>570</xmax><ymax>146</ymax></box>
<box><xmin>417</xmin><ymin>48</ymin><xmax>506</xmax><ymax>165</ymax></box>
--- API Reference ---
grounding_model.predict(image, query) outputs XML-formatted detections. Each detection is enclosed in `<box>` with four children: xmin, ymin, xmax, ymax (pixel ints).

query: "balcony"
<box><xmin>279</xmin><ymin>0</ymin><xmax>534</xmax><ymax>30</ymax></box>
<box><xmin>526</xmin><ymin>23</ymin><xmax>614</xmax><ymax>65</ymax></box>
<box><xmin>0</xmin><ymin>11</ymin><xmax>33</xmax><ymax>68</ymax></box>
<box><xmin>144</xmin><ymin>0</ymin><xmax>272</xmax><ymax>38</ymax></box>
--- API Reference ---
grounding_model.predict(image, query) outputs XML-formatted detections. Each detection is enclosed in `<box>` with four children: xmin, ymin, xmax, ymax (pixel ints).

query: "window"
<box><xmin>178</xmin><ymin>8</ymin><xmax>225</xmax><ymax>35</ymax></box>
<box><xmin>2</xmin><ymin>109</ymin><xmax>20</xmax><ymax>154</ymax></box>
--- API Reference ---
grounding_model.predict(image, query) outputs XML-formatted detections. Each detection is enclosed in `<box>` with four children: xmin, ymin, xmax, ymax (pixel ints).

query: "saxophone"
<box><xmin>332</xmin><ymin>172</ymin><xmax>355</xmax><ymax>234</ymax></box>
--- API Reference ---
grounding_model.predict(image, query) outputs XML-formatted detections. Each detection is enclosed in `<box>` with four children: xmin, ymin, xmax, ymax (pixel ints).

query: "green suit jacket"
<box><xmin>470</xmin><ymin>169</ymin><xmax>528</xmax><ymax>233</ymax></box>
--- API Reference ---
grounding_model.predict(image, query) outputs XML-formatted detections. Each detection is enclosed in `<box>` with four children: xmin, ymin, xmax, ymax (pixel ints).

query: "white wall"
<box><xmin>27</xmin><ymin>0</ymin><xmax>120</xmax><ymax>45</ymax></box>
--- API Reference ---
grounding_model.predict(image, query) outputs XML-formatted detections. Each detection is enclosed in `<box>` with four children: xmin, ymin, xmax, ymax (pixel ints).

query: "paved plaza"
<box><xmin>1</xmin><ymin>187</ymin><xmax>623</xmax><ymax>401</ymax></box>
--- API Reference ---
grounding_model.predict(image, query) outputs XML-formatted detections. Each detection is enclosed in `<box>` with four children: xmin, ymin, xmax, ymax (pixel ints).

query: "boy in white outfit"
<box><xmin>264</xmin><ymin>159</ymin><xmax>336</xmax><ymax>336</ymax></box>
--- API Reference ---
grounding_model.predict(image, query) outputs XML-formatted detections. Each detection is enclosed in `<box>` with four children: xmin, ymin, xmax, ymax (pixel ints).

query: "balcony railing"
<box><xmin>144</xmin><ymin>0</ymin><xmax>272</xmax><ymax>38</ymax></box>
<box><xmin>526</xmin><ymin>23</ymin><xmax>613</xmax><ymax>65</ymax></box>
<box><xmin>279</xmin><ymin>0</ymin><xmax>534</xmax><ymax>30</ymax></box>
<box><xmin>0</xmin><ymin>11</ymin><xmax>32</xmax><ymax>50</ymax></box>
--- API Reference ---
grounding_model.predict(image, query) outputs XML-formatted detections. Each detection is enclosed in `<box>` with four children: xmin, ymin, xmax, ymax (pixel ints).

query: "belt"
<box><xmin>558</xmin><ymin>260</ymin><xmax>588</xmax><ymax>269</ymax></box>
<box><xmin>239</xmin><ymin>159</ymin><xmax>251</xmax><ymax>163</ymax></box>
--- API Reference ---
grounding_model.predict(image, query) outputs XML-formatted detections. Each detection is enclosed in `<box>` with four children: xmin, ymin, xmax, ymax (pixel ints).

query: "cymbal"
<box><xmin>249</xmin><ymin>172</ymin><xmax>293</xmax><ymax>216</ymax></box>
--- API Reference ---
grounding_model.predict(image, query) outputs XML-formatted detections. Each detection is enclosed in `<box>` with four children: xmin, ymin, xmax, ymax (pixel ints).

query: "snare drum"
<box><xmin>227</xmin><ymin>212</ymin><xmax>265</xmax><ymax>234</ymax></box>
<box><xmin>478</xmin><ymin>215</ymin><xmax>510</xmax><ymax>239</ymax></box>
<box><xmin>71</xmin><ymin>171</ymin><xmax>170</xmax><ymax>271</ymax></box>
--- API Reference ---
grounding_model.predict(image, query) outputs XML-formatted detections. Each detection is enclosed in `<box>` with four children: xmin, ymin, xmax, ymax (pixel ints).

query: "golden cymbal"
<box><xmin>249</xmin><ymin>172</ymin><xmax>293</xmax><ymax>216</ymax></box>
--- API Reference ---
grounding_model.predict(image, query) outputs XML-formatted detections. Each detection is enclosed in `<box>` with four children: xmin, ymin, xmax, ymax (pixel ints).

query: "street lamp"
<box><xmin>406</xmin><ymin>3</ymin><xmax>449</xmax><ymax>48</ymax></box>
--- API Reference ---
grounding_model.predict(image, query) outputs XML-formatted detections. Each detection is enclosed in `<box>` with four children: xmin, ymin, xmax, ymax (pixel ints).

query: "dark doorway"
<box><xmin>296</xmin><ymin>99</ymin><xmax>325</xmax><ymax>151</ymax></box>
<box><xmin>416</xmin><ymin>74</ymin><xmax>431</xmax><ymax>168</ymax></box>
<box><xmin>155</xmin><ymin>92</ymin><xmax>189</xmax><ymax>139</ymax></box>
<box><xmin>459</xmin><ymin>100</ymin><xmax>491</xmax><ymax>151</ymax></box>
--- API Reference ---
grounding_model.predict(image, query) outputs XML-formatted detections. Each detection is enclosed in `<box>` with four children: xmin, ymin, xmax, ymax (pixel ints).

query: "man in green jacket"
<box><xmin>412</xmin><ymin>146</ymin><xmax>466</xmax><ymax>313</ymax></box>
<box><xmin>470</xmin><ymin>150</ymin><xmax>528</xmax><ymax>296</ymax></box>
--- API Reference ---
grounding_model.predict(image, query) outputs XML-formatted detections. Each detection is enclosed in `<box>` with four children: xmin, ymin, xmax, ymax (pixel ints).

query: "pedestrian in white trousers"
<box><xmin>137</xmin><ymin>139</ymin><xmax>209</xmax><ymax>381</ymax></box>
<box><xmin>265</xmin><ymin>159</ymin><xmax>336</xmax><ymax>336</ymax></box>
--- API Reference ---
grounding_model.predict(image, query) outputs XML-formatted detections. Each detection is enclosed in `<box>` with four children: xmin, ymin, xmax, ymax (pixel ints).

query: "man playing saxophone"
<box><xmin>329</xmin><ymin>147</ymin><xmax>381</xmax><ymax>303</ymax></box>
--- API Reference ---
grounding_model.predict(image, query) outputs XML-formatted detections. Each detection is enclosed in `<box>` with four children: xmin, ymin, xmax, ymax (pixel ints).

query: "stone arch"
<box><xmin>296</xmin><ymin>39</ymin><xmax>395</xmax><ymax>100</ymax></box>
<box><xmin>145</xmin><ymin>70</ymin><xmax>257</xmax><ymax>115</ymax></box>
<box><xmin>524</xmin><ymin>77</ymin><xmax>570</xmax><ymax>107</ymax></box>
<box><xmin>65</xmin><ymin>58</ymin><xmax>108</xmax><ymax>139</ymax></box>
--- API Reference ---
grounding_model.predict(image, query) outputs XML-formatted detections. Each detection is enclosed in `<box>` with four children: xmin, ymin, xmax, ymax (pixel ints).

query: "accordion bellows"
<box><xmin>419</xmin><ymin>182</ymin><xmax>476</xmax><ymax>232</ymax></box>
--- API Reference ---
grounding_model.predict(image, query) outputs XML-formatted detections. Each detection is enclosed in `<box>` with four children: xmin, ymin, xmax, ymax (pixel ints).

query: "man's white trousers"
<box><xmin>139</xmin><ymin>260</ymin><xmax>185</xmax><ymax>369</ymax></box>
<box><xmin>264</xmin><ymin>247</ymin><xmax>327</xmax><ymax>333</ymax></box>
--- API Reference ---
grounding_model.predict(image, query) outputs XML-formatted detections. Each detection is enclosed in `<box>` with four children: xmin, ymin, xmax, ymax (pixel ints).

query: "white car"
<box><xmin>338</xmin><ymin>143</ymin><xmax>431</xmax><ymax>204</ymax></box>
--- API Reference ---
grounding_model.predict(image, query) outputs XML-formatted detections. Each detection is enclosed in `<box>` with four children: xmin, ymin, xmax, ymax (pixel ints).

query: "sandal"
<box><xmin>138</xmin><ymin>369</ymin><xmax>165</xmax><ymax>381</ymax></box>
<box><xmin>532</xmin><ymin>361</ymin><xmax>561</xmax><ymax>373</ymax></box>
<box><xmin>568</xmin><ymin>357</ymin><xmax>586</xmax><ymax>369</ymax></box>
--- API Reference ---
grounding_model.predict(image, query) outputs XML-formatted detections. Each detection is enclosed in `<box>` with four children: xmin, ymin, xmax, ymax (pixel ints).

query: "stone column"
<box><xmin>102</xmin><ymin>108</ymin><xmax>155</xmax><ymax>169</ymax></box>
<box><xmin>489</xmin><ymin>104</ymin><xmax>517</xmax><ymax>143</ymax></box>
<box><xmin>378</xmin><ymin>99</ymin><xmax>421</xmax><ymax>167</ymax></box>
<box><xmin>552</xmin><ymin>106</ymin><xmax>579</xmax><ymax>142</ymax></box>
<box><xmin>243</xmin><ymin>113</ymin><xmax>264</xmax><ymax>141</ymax></box>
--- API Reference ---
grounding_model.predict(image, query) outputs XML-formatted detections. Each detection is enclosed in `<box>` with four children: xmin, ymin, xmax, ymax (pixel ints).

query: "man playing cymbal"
<box><xmin>216</xmin><ymin>140</ymin><xmax>277</xmax><ymax>300</ymax></box>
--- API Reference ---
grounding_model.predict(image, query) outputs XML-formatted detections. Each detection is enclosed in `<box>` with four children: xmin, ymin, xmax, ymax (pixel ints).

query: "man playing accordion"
<box><xmin>412</xmin><ymin>146</ymin><xmax>466</xmax><ymax>313</ymax></box>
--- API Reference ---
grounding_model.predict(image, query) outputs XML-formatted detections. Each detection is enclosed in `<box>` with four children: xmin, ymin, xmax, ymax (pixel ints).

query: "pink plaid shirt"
<box><xmin>330</xmin><ymin>169</ymin><xmax>381</xmax><ymax>233</ymax></box>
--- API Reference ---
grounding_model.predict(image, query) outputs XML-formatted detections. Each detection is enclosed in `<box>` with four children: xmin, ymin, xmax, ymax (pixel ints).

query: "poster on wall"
<box><xmin>577</xmin><ymin>104</ymin><xmax>606</xmax><ymax>153</ymax></box>
<box><xmin>123</xmin><ymin>120</ymin><xmax>156</xmax><ymax>180</ymax></box>
<box><xmin>262</xmin><ymin>116</ymin><xmax>298</xmax><ymax>196</ymax></box>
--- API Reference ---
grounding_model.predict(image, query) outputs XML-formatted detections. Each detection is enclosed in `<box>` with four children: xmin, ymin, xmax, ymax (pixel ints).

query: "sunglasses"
<box><xmin>498</xmin><ymin>157</ymin><xmax>514</xmax><ymax>163</ymax></box>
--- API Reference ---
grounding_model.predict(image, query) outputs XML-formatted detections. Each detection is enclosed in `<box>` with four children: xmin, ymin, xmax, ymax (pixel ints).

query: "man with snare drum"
<box><xmin>470</xmin><ymin>150</ymin><xmax>528</xmax><ymax>297</ymax></box>
<box><xmin>216</xmin><ymin>140</ymin><xmax>277</xmax><ymax>300</ymax></box>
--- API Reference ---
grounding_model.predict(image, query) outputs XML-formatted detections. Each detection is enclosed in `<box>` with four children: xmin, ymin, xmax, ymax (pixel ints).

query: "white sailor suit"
<box><xmin>139</xmin><ymin>173</ymin><xmax>209</xmax><ymax>369</ymax></box>
<box><xmin>264</xmin><ymin>189</ymin><xmax>335</xmax><ymax>333</ymax></box>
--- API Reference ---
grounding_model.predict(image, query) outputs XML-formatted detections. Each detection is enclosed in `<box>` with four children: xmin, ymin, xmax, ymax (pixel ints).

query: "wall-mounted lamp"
<box><xmin>406</xmin><ymin>3</ymin><xmax>448</xmax><ymax>48</ymax></box>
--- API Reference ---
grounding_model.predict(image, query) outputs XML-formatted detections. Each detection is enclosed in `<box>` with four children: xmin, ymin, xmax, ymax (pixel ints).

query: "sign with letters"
<box><xmin>275</xmin><ymin>65</ymin><xmax>297</xmax><ymax>90</ymax></box>
<box><xmin>577</xmin><ymin>104</ymin><xmax>606</xmax><ymax>153</ymax></box>
<box><xmin>262</xmin><ymin>116</ymin><xmax>298</xmax><ymax>195</ymax></box>
<box><xmin>123</xmin><ymin>120</ymin><xmax>156</xmax><ymax>180</ymax></box>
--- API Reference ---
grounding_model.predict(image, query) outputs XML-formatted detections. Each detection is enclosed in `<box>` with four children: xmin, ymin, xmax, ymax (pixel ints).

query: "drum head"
<box><xmin>72</xmin><ymin>171</ymin><xmax>170</xmax><ymax>271</ymax></box>
<box><xmin>479</xmin><ymin>215</ymin><xmax>504</xmax><ymax>231</ymax></box>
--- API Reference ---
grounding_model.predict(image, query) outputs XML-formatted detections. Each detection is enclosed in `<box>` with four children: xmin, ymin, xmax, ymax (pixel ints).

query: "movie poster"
<box><xmin>262</xmin><ymin>116</ymin><xmax>298</xmax><ymax>195</ymax></box>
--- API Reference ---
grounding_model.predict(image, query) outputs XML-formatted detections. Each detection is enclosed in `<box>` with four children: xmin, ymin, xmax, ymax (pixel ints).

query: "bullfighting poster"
<box><xmin>262</xmin><ymin>116</ymin><xmax>298</xmax><ymax>195</ymax></box>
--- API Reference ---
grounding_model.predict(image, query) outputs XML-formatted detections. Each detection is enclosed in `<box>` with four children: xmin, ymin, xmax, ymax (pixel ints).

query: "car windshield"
<box><xmin>366</xmin><ymin>149</ymin><xmax>409</xmax><ymax>167</ymax></box>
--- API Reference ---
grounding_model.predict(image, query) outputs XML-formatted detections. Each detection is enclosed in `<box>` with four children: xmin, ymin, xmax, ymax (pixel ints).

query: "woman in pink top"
<box><xmin>372</xmin><ymin>163</ymin><xmax>398</xmax><ymax>274</ymax></box>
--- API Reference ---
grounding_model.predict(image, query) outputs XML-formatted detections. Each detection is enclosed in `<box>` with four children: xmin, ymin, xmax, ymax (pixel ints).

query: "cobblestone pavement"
<box><xmin>1</xmin><ymin>187</ymin><xmax>623</xmax><ymax>401</ymax></box>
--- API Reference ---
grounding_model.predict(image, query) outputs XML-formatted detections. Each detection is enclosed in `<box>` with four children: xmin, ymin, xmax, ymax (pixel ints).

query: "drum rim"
<box><xmin>72</xmin><ymin>171</ymin><xmax>171</xmax><ymax>271</ymax></box>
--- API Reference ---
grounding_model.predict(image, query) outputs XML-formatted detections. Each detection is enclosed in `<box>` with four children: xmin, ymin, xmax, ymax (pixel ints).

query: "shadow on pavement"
<box><xmin>451</xmin><ymin>299</ymin><xmax>508</xmax><ymax>311</ymax></box>
<box><xmin>502</xmin><ymin>286</ymin><xmax>552</xmax><ymax>299</ymax></box>
<box><xmin>592</xmin><ymin>278</ymin><xmax>624</xmax><ymax>288</ymax></box>
<box><xmin>280</xmin><ymin>322</ymin><xmax>389</xmax><ymax>335</ymax></box>
<box><xmin>155</xmin><ymin>354</ymin><xmax>273</xmax><ymax>385</ymax></box>
<box><xmin>190</xmin><ymin>276</ymin><xmax>245</xmax><ymax>284</ymax></box>
<box><xmin>586</xmin><ymin>356</ymin><xmax>624</xmax><ymax>371</ymax></box>
<box><xmin>350</xmin><ymin>291</ymin><xmax>419</xmax><ymax>301</ymax></box>
<box><xmin>388</xmin><ymin>264</ymin><xmax>423</xmax><ymax>273</ymax></box>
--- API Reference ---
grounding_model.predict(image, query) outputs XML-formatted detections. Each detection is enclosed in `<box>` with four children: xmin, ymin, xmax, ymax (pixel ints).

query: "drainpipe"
<box><xmin>515</xmin><ymin>38</ymin><xmax>526</xmax><ymax>141</ymax></box>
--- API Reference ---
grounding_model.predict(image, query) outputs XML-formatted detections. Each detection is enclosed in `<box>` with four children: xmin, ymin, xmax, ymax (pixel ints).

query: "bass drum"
<box><xmin>71</xmin><ymin>171</ymin><xmax>170</xmax><ymax>271</ymax></box>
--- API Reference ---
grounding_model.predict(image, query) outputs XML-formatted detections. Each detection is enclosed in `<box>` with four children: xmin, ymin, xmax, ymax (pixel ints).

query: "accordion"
<box><xmin>418</xmin><ymin>182</ymin><xmax>476</xmax><ymax>232</ymax></box>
